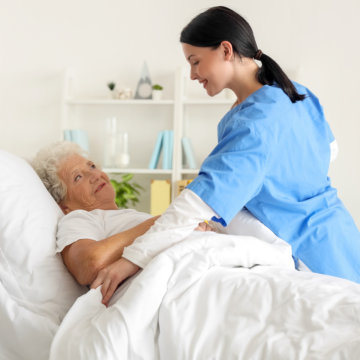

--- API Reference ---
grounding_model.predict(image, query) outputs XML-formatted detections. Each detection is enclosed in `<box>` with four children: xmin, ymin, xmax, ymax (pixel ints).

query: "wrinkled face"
<box><xmin>58</xmin><ymin>154</ymin><xmax>116</xmax><ymax>213</ymax></box>
<box><xmin>182</xmin><ymin>42</ymin><xmax>233</xmax><ymax>96</ymax></box>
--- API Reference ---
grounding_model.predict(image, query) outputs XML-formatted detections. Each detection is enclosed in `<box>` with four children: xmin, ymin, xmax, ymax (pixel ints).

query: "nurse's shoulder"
<box><xmin>292</xmin><ymin>82</ymin><xmax>326</xmax><ymax>120</ymax></box>
<box><xmin>221</xmin><ymin>84</ymin><xmax>290</xmax><ymax>130</ymax></box>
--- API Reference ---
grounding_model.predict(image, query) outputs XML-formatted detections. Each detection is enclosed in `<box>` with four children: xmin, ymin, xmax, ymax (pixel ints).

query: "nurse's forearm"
<box><xmin>122</xmin><ymin>189</ymin><xmax>216</xmax><ymax>268</ymax></box>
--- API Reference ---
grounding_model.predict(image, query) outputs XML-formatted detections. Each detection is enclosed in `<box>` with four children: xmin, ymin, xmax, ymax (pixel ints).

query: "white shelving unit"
<box><xmin>61</xmin><ymin>67</ymin><xmax>233</xmax><ymax>207</ymax></box>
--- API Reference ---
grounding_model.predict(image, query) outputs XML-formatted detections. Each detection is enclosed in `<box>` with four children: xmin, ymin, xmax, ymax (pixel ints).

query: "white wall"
<box><xmin>1</xmin><ymin>0</ymin><xmax>359</xmax><ymax>225</ymax></box>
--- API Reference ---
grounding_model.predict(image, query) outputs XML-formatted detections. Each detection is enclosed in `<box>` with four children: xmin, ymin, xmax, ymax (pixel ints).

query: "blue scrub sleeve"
<box><xmin>187</xmin><ymin>121</ymin><xmax>269</xmax><ymax>226</ymax></box>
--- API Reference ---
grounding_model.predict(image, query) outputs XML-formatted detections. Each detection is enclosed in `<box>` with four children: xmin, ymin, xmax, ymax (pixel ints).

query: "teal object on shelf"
<box><xmin>63</xmin><ymin>129</ymin><xmax>89</xmax><ymax>152</ymax></box>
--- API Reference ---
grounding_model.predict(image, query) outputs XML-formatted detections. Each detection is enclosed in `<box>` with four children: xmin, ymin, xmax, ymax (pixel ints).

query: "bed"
<box><xmin>1</xmin><ymin>149</ymin><xmax>360</xmax><ymax>360</ymax></box>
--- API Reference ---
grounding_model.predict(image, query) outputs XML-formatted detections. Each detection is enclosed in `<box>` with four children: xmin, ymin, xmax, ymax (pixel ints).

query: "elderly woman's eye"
<box><xmin>74</xmin><ymin>175</ymin><xmax>81</xmax><ymax>182</ymax></box>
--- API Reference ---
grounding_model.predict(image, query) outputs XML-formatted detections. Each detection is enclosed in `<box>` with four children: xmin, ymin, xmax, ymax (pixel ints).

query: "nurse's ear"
<box><xmin>220</xmin><ymin>41</ymin><xmax>234</xmax><ymax>61</ymax></box>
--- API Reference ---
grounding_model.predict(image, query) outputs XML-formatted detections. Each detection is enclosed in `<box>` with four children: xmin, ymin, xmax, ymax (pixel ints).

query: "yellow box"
<box><xmin>150</xmin><ymin>179</ymin><xmax>171</xmax><ymax>216</ymax></box>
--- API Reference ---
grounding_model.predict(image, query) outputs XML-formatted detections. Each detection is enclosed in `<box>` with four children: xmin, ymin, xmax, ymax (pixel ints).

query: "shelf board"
<box><xmin>103</xmin><ymin>168</ymin><xmax>173</xmax><ymax>174</ymax></box>
<box><xmin>103</xmin><ymin>168</ymin><xmax>199</xmax><ymax>175</ymax></box>
<box><xmin>66</xmin><ymin>99</ymin><xmax>174</xmax><ymax>105</ymax></box>
<box><xmin>183</xmin><ymin>99</ymin><xmax>233</xmax><ymax>105</ymax></box>
<box><xmin>181</xmin><ymin>169</ymin><xmax>199</xmax><ymax>174</ymax></box>
<box><xmin>65</xmin><ymin>98</ymin><xmax>231</xmax><ymax>106</ymax></box>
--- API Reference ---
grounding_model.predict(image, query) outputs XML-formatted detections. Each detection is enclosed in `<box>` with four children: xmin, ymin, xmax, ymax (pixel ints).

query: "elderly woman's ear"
<box><xmin>59</xmin><ymin>201</ymin><xmax>70</xmax><ymax>215</ymax></box>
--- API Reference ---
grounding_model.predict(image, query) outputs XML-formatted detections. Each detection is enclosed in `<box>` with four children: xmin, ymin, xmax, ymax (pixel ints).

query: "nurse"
<box><xmin>93</xmin><ymin>6</ymin><xmax>360</xmax><ymax>304</ymax></box>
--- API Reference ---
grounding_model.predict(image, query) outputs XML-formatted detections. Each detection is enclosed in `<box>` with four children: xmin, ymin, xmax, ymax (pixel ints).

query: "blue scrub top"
<box><xmin>188</xmin><ymin>82</ymin><xmax>360</xmax><ymax>283</ymax></box>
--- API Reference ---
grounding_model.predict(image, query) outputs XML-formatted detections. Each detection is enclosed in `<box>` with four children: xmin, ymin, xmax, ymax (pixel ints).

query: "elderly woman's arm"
<box><xmin>61</xmin><ymin>216</ymin><xmax>159</xmax><ymax>285</ymax></box>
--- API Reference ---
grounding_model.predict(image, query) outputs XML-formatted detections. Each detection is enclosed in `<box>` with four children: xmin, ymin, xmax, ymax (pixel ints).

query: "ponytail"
<box><xmin>180</xmin><ymin>6</ymin><xmax>305</xmax><ymax>103</ymax></box>
<box><xmin>256</xmin><ymin>52</ymin><xmax>305</xmax><ymax>103</ymax></box>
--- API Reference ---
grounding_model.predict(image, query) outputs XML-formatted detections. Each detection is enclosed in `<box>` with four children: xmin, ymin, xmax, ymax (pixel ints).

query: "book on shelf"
<box><xmin>64</xmin><ymin>129</ymin><xmax>89</xmax><ymax>152</ymax></box>
<box><xmin>148</xmin><ymin>131</ymin><xmax>164</xmax><ymax>169</ymax></box>
<box><xmin>162</xmin><ymin>130</ymin><xmax>173</xmax><ymax>170</ymax></box>
<box><xmin>181</xmin><ymin>136</ymin><xmax>197</xmax><ymax>169</ymax></box>
<box><xmin>148</xmin><ymin>130</ymin><xmax>173</xmax><ymax>170</ymax></box>
<box><xmin>150</xmin><ymin>179</ymin><xmax>171</xmax><ymax>215</ymax></box>
<box><xmin>176</xmin><ymin>179</ymin><xmax>193</xmax><ymax>197</ymax></box>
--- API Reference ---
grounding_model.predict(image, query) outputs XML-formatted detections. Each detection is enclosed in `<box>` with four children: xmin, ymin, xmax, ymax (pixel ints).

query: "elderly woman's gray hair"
<box><xmin>31</xmin><ymin>141</ymin><xmax>87</xmax><ymax>203</ymax></box>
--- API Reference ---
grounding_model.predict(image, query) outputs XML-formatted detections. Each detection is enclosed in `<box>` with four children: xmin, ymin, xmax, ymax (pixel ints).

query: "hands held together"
<box><xmin>91</xmin><ymin>220</ymin><xmax>214</xmax><ymax>305</ymax></box>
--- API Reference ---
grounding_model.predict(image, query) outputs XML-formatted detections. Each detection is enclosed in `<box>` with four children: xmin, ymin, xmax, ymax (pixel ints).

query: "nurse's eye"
<box><xmin>192</xmin><ymin>61</ymin><xmax>199</xmax><ymax>66</ymax></box>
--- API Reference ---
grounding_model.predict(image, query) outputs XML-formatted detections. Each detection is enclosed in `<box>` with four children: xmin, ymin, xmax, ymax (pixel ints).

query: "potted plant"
<box><xmin>107</xmin><ymin>82</ymin><xmax>118</xmax><ymax>99</ymax></box>
<box><xmin>110</xmin><ymin>173</ymin><xmax>143</xmax><ymax>208</ymax></box>
<box><xmin>152</xmin><ymin>84</ymin><xmax>163</xmax><ymax>100</ymax></box>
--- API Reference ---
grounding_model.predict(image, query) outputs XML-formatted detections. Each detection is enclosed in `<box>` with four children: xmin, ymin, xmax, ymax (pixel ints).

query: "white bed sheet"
<box><xmin>50</xmin><ymin>231</ymin><xmax>360</xmax><ymax>360</ymax></box>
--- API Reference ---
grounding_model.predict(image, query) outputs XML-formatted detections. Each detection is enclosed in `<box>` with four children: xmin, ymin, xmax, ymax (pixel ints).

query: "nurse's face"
<box><xmin>182</xmin><ymin>42</ymin><xmax>233</xmax><ymax>96</ymax></box>
<box><xmin>58</xmin><ymin>154</ymin><xmax>117</xmax><ymax>214</ymax></box>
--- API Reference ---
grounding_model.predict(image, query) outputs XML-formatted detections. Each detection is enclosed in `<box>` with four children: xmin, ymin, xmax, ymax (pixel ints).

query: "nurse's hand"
<box><xmin>91</xmin><ymin>257</ymin><xmax>140</xmax><ymax>306</ymax></box>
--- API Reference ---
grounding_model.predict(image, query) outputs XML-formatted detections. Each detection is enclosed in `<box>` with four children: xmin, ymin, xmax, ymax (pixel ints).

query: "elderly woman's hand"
<box><xmin>195</xmin><ymin>221</ymin><xmax>214</xmax><ymax>232</ymax></box>
<box><xmin>91</xmin><ymin>257</ymin><xmax>140</xmax><ymax>306</ymax></box>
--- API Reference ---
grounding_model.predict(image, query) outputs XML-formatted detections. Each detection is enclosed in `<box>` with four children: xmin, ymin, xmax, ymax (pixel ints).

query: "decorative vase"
<box><xmin>104</xmin><ymin>118</ymin><xmax>130</xmax><ymax>168</ymax></box>
<box><xmin>115</xmin><ymin>132</ymin><xmax>130</xmax><ymax>168</ymax></box>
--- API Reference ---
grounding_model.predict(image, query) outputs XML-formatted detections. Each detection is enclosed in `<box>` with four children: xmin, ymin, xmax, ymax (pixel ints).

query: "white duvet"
<box><xmin>50</xmin><ymin>231</ymin><xmax>360</xmax><ymax>360</ymax></box>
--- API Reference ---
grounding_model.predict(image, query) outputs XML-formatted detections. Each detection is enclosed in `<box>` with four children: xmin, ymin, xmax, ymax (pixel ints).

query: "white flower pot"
<box><xmin>152</xmin><ymin>90</ymin><xmax>163</xmax><ymax>100</ymax></box>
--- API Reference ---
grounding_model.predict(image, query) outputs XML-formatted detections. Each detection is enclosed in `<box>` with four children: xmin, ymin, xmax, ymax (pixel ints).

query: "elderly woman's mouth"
<box><xmin>95</xmin><ymin>183</ymin><xmax>106</xmax><ymax>193</ymax></box>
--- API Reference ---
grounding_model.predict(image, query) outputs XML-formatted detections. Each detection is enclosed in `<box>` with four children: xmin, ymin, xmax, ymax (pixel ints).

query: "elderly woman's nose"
<box><xmin>88</xmin><ymin>171</ymin><xmax>100</xmax><ymax>183</ymax></box>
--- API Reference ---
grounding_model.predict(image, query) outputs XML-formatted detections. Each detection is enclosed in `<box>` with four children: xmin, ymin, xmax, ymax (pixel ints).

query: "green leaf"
<box><xmin>122</xmin><ymin>173</ymin><xmax>133</xmax><ymax>182</ymax></box>
<box><xmin>110</xmin><ymin>174</ymin><xmax>143</xmax><ymax>209</ymax></box>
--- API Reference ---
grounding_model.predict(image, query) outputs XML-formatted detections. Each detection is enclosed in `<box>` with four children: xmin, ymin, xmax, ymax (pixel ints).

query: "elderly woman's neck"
<box><xmin>96</xmin><ymin>202</ymin><xmax>119</xmax><ymax>211</ymax></box>
<box><xmin>60</xmin><ymin>201</ymin><xmax>119</xmax><ymax>214</ymax></box>
<box><xmin>101</xmin><ymin>202</ymin><xmax>119</xmax><ymax>211</ymax></box>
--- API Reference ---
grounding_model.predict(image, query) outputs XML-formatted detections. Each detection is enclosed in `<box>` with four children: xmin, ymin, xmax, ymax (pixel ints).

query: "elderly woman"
<box><xmin>31</xmin><ymin>141</ymin><xmax>161</xmax><ymax>287</ymax></box>
<box><xmin>31</xmin><ymin>141</ymin><xmax>211</xmax><ymax>297</ymax></box>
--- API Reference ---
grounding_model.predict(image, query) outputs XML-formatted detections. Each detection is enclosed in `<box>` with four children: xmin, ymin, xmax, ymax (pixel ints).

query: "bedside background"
<box><xmin>1</xmin><ymin>0</ymin><xmax>359</xmax><ymax>225</ymax></box>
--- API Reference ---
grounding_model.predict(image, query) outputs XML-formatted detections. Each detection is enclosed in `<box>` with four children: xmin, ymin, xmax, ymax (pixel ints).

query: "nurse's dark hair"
<box><xmin>180</xmin><ymin>6</ymin><xmax>305</xmax><ymax>103</ymax></box>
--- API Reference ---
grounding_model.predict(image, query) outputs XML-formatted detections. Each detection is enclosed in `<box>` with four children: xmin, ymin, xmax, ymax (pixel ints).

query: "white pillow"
<box><xmin>0</xmin><ymin>150</ymin><xmax>86</xmax><ymax>359</ymax></box>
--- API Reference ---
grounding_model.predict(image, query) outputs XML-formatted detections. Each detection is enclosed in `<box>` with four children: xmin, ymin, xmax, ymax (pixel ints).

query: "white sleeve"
<box><xmin>56</xmin><ymin>210</ymin><xmax>104</xmax><ymax>253</ymax></box>
<box><xmin>122</xmin><ymin>189</ymin><xmax>217</xmax><ymax>268</ymax></box>
<box><xmin>330</xmin><ymin>139</ymin><xmax>338</xmax><ymax>162</ymax></box>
